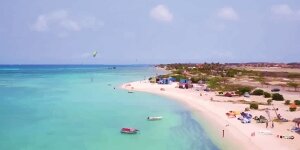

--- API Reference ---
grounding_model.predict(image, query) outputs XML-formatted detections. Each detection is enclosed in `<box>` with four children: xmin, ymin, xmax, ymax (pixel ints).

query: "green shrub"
<box><xmin>263</xmin><ymin>92</ymin><xmax>271</xmax><ymax>98</ymax></box>
<box><xmin>294</xmin><ymin>100</ymin><xmax>300</xmax><ymax>105</ymax></box>
<box><xmin>272</xmin><ymin>93</ymin><xmax>284</xmax><ymax>101</ymax></box>
<box><xmin>267</xmin><ymin>99</ymin><xmax>273</xmax><ymax>105</ymax></box>
<box><xmin>158</xmin><ymin>74</ymin><xmax>169</xmax><ymax>78</ymax></box>
<box><xmin>207</xmin><ymin>77</ymin><xmax>221</xmax><ymax>90</ymax></box>
<box><xmin>285</xmin><ymin>100</ymin><xmax>291</xmax><ymax>105</ymax></box>
<box><xmin>237</xmin><ymin>87</ymin><xmax>252</xmax><ymax>95</ymax></box>
<box><xmin>252</xmin><ymin>89</ymin><xmax>264</xmax><ymax>95</ymax></box>
<box><xmin>191</xmin><ymin>77</ymin><xmax>201</xmax><ymax>83</ymax></box>
<box><xmin>171</xmin><ymin>75</ymin><xmax>186</xmax><ymax>82</ymax></box>
<box><xmin>250</xmin><ymin>103</ymin><xmax>259</xmax><ymax>109</ymax></box>
<box><xmin>290</xmin><ymin>107</ymin><xmax>296</xmax><ymax>111</ymax></box>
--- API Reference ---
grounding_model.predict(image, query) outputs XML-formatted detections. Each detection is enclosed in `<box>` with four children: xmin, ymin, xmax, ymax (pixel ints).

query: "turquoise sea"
<box><xmin>0</xmin><ymin>65</ymin><xmax>219</xmax><ymax>150</ymax></box>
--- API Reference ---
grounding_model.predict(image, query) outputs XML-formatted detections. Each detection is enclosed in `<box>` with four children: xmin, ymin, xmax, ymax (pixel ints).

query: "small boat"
<box><xmin>120</xmin><ymin>128</ymin><xmax>139</xmax><ymax>134</ymax></box>
<box><xmin>128</xmin><ymin>91</ymin><xmax>134</xmax><ymax>93</ymax></box>
<box><xmin>147</xmin><ymin>116</ymin><xmax>163</xmax><ymax>121</ymax></box>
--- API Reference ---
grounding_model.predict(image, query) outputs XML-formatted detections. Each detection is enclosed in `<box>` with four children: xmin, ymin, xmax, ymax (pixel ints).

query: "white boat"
<box><xmin>147</xmin><ymin>116</ymin><xmax>163</xmax><ymax>121</ymax></box>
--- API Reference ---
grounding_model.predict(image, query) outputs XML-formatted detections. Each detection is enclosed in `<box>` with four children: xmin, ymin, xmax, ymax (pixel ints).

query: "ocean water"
<box><xmin>0</xmin><ymin>65</ymin><xmax>218</xmax><ymax>150</ymax></box>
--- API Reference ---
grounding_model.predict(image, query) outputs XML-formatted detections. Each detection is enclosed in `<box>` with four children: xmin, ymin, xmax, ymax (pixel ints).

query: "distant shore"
<box><xmin>121</xmin><ymin>80</ymin><xmax>300</xmax><ymax>150</ymax></box>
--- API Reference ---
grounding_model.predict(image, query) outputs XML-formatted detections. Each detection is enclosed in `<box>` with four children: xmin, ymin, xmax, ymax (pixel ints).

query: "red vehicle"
<box><xmin>120</xmin><ymin>128</ymin><xmax>139</xmax><ymax>134</ymax></box>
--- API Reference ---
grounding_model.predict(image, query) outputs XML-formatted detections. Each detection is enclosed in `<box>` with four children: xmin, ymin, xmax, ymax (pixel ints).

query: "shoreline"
<box><xmin>121</xmin><ymin>80</ymin><xmax>300</xmax><ymax>150</ymax></box>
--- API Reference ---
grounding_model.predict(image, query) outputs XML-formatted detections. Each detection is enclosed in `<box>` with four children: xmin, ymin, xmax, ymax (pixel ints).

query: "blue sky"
<box><xmin>0</xmin><ymin>0</ymin><xmax>299</xmax><ymax>64</ymax></box>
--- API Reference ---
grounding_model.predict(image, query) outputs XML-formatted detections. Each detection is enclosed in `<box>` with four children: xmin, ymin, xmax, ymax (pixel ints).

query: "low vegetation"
<box><xmin>294</xmin><ymin>100</ymin><xmax>300</xmax><ymax>105</ymax></box>
<box><xmin>267</xmin><ymin>99</ymin><xmax>273</xmax><ymax>105</ymax></box>
<box><xmin>237</xmin><ymin>87</ymin><xmax>252</xmax><ymax>95</ymax></box>
<box><xmin>285</xmin><ymin>100</ymin><xmax>291</xmax><ymax>105</ymax></box>
<box><xmin>263</xmin><ymin>92</ymin><xmax>271</xmax><ymax>98</ymax></box>
<box><xmin>251</xmin><ymin>89</ymin><xmax>264</xmax><ymax>95</ymax></box>
<box><xmin>250</xmin><ymin>103</ymin><xmax>259</xmax><ymax>109</ymax></box>
<box><xmin>272</xmin><ymin>93</ymin><xmax>284</xmax><ymax>101</ymax></box>
<box><xmin>170</xmin><ymin>75</ymin><xmax>186</xmax><ymax>82</ymax></box>
<box><xmin>287</xmin><ymin>82</ymin><xmax>299</xmax><ymax>91</ymax></box>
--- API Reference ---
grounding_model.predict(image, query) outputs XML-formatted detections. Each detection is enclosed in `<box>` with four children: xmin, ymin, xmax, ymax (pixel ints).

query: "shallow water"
<box><xmin>0</xmin><ymin>65</ymin><xmax>218</xmax><ymax>150</ymax></box>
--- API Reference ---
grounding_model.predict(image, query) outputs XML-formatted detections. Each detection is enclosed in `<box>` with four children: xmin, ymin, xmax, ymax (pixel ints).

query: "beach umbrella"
<box><xmin>92</xmin><ymin>51</ymin><xmax>98</xmax><ymax>58</ymax></box>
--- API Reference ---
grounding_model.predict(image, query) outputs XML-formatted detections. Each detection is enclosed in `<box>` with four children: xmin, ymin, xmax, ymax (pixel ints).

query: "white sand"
<box><xmin>122</xmin><ymin>81</ymin><xmax>300</xmax><ymax>150</ymax></box>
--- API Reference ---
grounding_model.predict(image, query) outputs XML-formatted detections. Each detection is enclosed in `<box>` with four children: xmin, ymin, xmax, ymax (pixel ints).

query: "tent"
<box><xmin>180</xmin><ymin>79</ymin><xmax>188</xmax><ymax>84</ymax></box>
<box><xmin>158</xmin><ymin>78</ymin><xmax>171</xmax><ymax>84</ymax></box>
<box><xmin>244</xmin><ymin>92</ymin><xmax>250</xmax><ymax>98</ymax></box>
<box><xmin>168</xmin><ymin>77</ymin><xmax>176</xmax><ymax>82</ymax></box>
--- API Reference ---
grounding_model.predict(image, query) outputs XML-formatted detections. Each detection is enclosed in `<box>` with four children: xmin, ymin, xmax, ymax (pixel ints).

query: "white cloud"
<box><xmin>271</xmin><ymin>4</ymin><xmax>293</xmax><ymax>15</ymax></box>
<box><xmin>217</xmin><ymin>7</ymin><xmax>239</xmax><ymax>21</ymax></box>
<box><xmin>60</xmin><ymin>20</ymin><xmax>81</xmax><ymax>31</ymax></box>
<box><xmin>150</xmin><ymin>4</ymin><xmax>173</xmax><ymax>22</ymax></box>
<box><xmin>271</xmin><ymin>4</ymin><xmax>300</xmax><ymax>20</ymax></box>
<box><xmin>31</xmin><ymin>9</ymin><xmax>103</xmax><ymax>33</ymax></box>
<box><xmin>33</xmin><ymin>15</ymin><xmax>49</xmax><ymax>31</ymax></box>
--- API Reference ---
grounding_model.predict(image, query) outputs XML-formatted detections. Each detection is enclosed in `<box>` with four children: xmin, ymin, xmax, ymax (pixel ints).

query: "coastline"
<box><xmin>121</xmin><ymin>80</ymin><xmax>300</xmax><ymax>150</ymax></box>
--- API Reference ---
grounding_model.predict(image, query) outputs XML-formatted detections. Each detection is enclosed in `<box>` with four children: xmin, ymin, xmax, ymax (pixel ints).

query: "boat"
<box><xmin>120</xmin><ymin>128</ymin><xmax>139</xmax><ymax>134</ymax></box>
<box><xmin>147</xmin><ymin>116</ymin><xmax>163</xmax><ymax>121</ymax></box>
<box><xmin>128</xmin><ymin>91</ymin><xmax>134</xmax><ymax>93</ymax></box>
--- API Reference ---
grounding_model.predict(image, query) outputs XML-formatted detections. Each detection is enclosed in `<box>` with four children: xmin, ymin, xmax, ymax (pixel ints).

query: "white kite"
<box><xmin>92</xmin><ymin>51</ymin><xmax>98</xmax><ymax>58</ymax></box>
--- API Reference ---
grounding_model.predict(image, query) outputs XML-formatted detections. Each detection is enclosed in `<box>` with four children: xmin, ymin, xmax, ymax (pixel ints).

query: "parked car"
<box><xmin>204</xmin><ymin>88</ymin><xmax>210</xmax><ymax>92</ymax></box>
<box><xmin>271</xmin><ymin>88</ymin><xmax>280</xmax><ymax>92</ymax></box>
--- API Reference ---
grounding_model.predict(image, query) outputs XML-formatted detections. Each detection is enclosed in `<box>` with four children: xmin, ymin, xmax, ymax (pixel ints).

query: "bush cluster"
<box><xmin>250</xmin><ymin>103</ymin><xmax>259</xmax><ymax>109</ymax></box>
<box><xmin>294</xmin><ymin>100</ymin><xmax>300</xmax><ymax>105</ymax></box>
<box><xmin>263</xmin><ymin>92</ymin><xmax>271</xmax><ymax>98</ymax></box>
<box><xmin>285</xmin><ymin>100</ymin><xmax>291</xmax><ymax>105</ymax></box>
<box><xmin>171</xmin><ymin>75</ymin><xmax>186</xmax><ymax>82</ymax></box>
<box><xmin>190</xmin><ymin>77</ymin><xmax>201</xmax><ymax>83</ymax></box>
<box><xmin>272</xmin><ymin>93</ymin><xmax>284</xmax><ymax>101</ymax></box>
<box><xmin>267</xmin><ymin>99</ymin><xmax>273</xmax><ymax>105</ymax></box>
<box><xmin>251</xmin><ymin>89</ymin><xmax>264</xmax><ymax>95</ymax></box>
<box><xmin>237</xmin><ymin>87</ymin><xmax>252</xmax><ymax>95</ymax></box>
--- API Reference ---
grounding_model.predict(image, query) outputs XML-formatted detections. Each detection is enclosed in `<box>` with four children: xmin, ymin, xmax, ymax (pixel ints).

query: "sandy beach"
<box><xmin>122</xmin><ymin>81</ymin><xmax>300</xmax><ymax>150</ymax></box>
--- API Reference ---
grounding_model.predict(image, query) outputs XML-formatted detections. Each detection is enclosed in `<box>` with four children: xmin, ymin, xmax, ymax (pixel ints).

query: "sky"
<box><xmin>0</xmin><ymin>0</ymin><xmax>300</xmax><ymax>64</ymax></box>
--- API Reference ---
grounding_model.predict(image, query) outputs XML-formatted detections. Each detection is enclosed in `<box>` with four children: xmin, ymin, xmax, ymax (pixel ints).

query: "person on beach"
<box><xmin>271</xmin><ymin>121</ymin><xmax>274</xmax><ymax>128</ymax></box>
<box><xmin>266</xmin><ymin>121</ymin><xmax>268</xmax><ymax>128</ymax></box>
